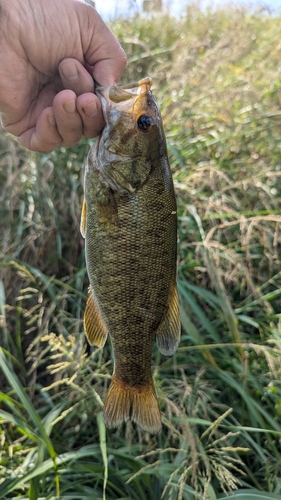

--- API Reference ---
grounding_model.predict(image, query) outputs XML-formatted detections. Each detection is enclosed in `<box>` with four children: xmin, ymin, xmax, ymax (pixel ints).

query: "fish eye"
<box><xmin>137</xmin><ymin>114</ymin><xmax>153</xmax><ymax>132</ymax></box>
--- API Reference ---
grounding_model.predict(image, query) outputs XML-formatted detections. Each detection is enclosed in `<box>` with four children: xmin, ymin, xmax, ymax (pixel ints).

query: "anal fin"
<box><xmin>84</xmin><ymin>289</ymin><xmax>108</xmax><ymax>347</ymax></box>
<box><xmin>103</xmin><ymin>375</ymin><xmax>162</xmax><ymax>434</ymax></box>
<box><xmin>156</xmin><ymin>280</ymin><xmax>181</xmax><ymax>356</ymax></box>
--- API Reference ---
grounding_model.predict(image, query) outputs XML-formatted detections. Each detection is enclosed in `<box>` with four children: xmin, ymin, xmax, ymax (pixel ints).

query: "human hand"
<box><xmin>0</xmin><ymin>0</ymin><xmax>126</xmax><ymax>153</ymax></box>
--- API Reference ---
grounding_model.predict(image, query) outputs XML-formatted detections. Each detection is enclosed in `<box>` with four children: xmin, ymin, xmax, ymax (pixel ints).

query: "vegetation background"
<box><xmin>1</xmin><ymin>3</ymin><xmax>281</xmax><ymax>499</ymax></box>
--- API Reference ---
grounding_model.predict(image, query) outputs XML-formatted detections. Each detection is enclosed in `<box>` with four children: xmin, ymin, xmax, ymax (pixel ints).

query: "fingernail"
<box><xmin>60</xmin><ymin>62</ymin><xmax>79</xmax><ymax>81</ymax></box>
<box><xmin>48</xmin><ymin>113</ymin><xmax>56</xmax><ymax>127</ymax></box>
<box><xmin>83</xmin><ymin>101</ymin><xmax>98</xmax><ymax>117</ymax></box>
<box><xmin>63</xmin><ymin>99</ymin><xmax>76</xmax><ymax>113</ymax></box>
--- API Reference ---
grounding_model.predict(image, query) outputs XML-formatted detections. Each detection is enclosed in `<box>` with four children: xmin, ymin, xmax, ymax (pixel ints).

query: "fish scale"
<box><xmin>81</xmin><ymin>77</ymin><xmax>180</xmax><ymax>433</ymax></box>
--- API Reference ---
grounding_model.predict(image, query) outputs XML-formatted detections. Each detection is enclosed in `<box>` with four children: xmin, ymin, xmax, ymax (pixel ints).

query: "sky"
<box><xmin>93</xmin><ymin>0</ymin><xmax>281</xmax><ymax>20</ymax></box>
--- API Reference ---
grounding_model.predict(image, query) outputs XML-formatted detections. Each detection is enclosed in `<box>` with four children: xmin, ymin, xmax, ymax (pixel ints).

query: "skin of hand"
<box><xmin>0</xmin><ymin>0</ymin><xmax>127</xmax><ymax>153</ymax></box>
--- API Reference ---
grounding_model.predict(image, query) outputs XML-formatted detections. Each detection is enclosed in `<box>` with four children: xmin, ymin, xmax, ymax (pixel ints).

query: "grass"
<box><xmin>1</xmin><ymin>3</ymin><xmax>281</xmax><ymax>499</ymax></box>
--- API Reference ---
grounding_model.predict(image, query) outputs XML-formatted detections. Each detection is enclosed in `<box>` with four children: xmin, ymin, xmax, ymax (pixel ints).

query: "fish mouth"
<box><xmin>108</xmin><ymin>77</ymin><xmax>152</xmax><ymax>102</ymax></box>
<box><xmin>95</xmin><ymin>77</ymin><xmax>153</xmax><ymax>121</ymax></box>
<box><xmin>96</xmin><ymin>77</ymin><xmax>152</xmax><ymax>103</ymax></box>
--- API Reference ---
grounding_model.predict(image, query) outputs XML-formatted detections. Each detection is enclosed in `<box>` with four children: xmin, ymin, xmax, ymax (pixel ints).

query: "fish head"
<box><xmin>94</xmin><ymin>77</ymin><xmax>166</xmax><ymax>193</ymax></box>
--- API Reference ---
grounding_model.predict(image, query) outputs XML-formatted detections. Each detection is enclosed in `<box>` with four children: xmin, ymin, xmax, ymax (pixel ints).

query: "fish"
<box><xmin>80</xmin><ymin>77</ymin><xmax>180</xmax><ymax>434</ymax></box>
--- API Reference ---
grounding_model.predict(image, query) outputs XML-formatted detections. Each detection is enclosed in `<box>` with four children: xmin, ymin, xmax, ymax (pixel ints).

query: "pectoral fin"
<box><xmin>156</xmin><ymin>280</ymin><xmax>181</xmax><ymax>356</ymax></box>
<box><xmin>84</xmin><ymin>289</ymin><xmax>108</xmax><ymax>347</ymax></box>
<box><xmin>80</xmin><ymin>198</ymin><xmax>86</xmax><ymax>238</ymax></box>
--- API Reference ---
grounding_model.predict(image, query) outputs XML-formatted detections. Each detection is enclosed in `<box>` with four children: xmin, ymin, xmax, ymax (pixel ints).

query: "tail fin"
<box><xmin>103</xmin><ymin>375</ymin><xmax>162</xmax><ymax>434</ymax></box>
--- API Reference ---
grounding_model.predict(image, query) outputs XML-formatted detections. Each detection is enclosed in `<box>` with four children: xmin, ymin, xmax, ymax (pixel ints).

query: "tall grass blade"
<box><xmin>0</xmin><ymin>348</ymin><xmax>57</xmax><ymax>459</ymax></box>
<box><xmin>97</xmin><ymin>412</ymin><xmax>108</xmax><ymax>500</ymax></box>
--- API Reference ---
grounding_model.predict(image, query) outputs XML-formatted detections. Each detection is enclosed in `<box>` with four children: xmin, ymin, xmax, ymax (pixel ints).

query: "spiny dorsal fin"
<box><xmin>84</xmin><ymin>289</ymin><xmax>108</xmax><ymax>347</ymax></box>
<box><xmin>156</xmin><ymin>279</ymin><xmax>180</xmax><ymax>356</ymax></box>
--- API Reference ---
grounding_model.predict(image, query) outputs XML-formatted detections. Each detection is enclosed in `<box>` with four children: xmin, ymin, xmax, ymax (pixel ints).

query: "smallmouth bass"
<box><xmin>81</xmin><ymin>77</ymin><xmax>180</xmax><ymax>434</ymax></box>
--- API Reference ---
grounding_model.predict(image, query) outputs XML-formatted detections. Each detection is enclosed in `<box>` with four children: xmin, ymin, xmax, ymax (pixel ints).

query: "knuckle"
<box><xmin>62</xmin><ymin>135</ymin><xmax>82</xmax><ymax>148</ymax></box>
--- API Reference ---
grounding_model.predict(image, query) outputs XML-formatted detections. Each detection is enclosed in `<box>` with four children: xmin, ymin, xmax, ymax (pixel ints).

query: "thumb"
<box><xmin>59</xmin><ymin>58</ymin><xmax>95</xmax><ymax>95</ymax></box>
<box><xmin>76</xmin><ymin>2</ymin><xmax>127</xmax><ymax>86</ymax></box>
